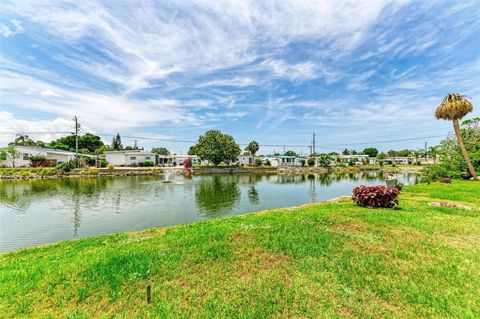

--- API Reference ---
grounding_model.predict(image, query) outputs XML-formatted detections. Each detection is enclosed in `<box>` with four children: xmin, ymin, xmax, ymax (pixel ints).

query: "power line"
<box><xmin>0</xmin><ymin>130</ymin><xmax>446</xmax><ymax>149</ymax></box>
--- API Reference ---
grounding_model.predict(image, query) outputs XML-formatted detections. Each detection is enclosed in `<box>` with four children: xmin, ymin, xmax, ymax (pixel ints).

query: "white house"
<box><xmin>334</xmin><ymin>155</ymin><xmax>375</xmax><ymax>165</ymax></box>
<box><xmin>105</xmin><ymin>151</ymin><xmax>199</xmax><ymax>167</ymax></box>
<box><xmin>268</xmin><ymin>155</ymin><xmax>303</xmax><ymax>167</ymax></box>
<box><xmin>0</xmin><ymin>146</ymin><xmax>78</xmax><ymax>167</ymax></box>
<box><xmin>104</xmin><ymin>151</ymin><xmax>156</xmax><ymax>166</ymax></box>
<box><xmin>238</xmin><ymin>155</ymin><xmax>254</xmax><ymax>166</ymax></box>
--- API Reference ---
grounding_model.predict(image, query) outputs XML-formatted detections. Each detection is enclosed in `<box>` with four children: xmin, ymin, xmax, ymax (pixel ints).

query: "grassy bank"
<box><xmin>1</xmin><ymin>181</ymin><xmax>479</xmax><ymax>318</ymax></box>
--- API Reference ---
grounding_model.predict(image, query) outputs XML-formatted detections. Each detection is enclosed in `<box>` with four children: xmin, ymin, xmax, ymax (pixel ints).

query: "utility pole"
<box><xmin>283</xmin><ymin>146</ymin><xmax>286</xmax><ymax>154</ymax></box>
<box><xmin>312</xmin><ymin>132</ymin><xmax>316</xmax><ymax>156</ymax></box>
<box><xmin>424</xmin><ymin>141</ymin><xmax>428</xmax><ymax>157</ymax></box>
<box><xmin>73</xmin><ymin>116</ymin><xmax>80</xmax><ymax>167</ymax></box>
<box><xmin>134</xmin><ymin>139</ymin><xmax>138</xmax><ymax>149</ymax></box>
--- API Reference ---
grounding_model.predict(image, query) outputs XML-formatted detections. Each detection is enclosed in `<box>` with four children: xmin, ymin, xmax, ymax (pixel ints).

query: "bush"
<box><xmin>100</xmin><ymin>159</ymin><xmax>108</xmax><ymax>168</ymax></box>
<box><xmin>255</xmin><ymin>158</ymin><xmax>263</xmax><ymax>166</ymax></box>
<box><xmin>352</xmin><ymin>185</ymin><xmax>400</xmax><ymax>208</ymax></box>
<box><xmin>143</xmin><ymin>160</ymin><xmax>154</xmax><ymax>167</ymax></box>
<box><xmin>55</xmin><ymin>161</ymin><xmax>76</xmax><ymax>172</ymax></box>
<box><xmin>265</xmin><ymin>159</ymin><xmax>271</xmax><ymax>166</ymax></box>
<box><xmin>307</xmin><ymin>158</ymin><xmax>315</xmax><ymax>166</ymax></box>
<box><xmin>378</xmin><ymin>160</ymin><xmax>384</xmax><ymax>167</ymax></box>
<box><xmin>300</xmin><ymin>159</ymin><xmax>306</xmax><ymax>167</ymax></box>
<box><xmin>107</xmin><ymin>164</ymin><xmax>115</xmax><ymax>170</ymax></box>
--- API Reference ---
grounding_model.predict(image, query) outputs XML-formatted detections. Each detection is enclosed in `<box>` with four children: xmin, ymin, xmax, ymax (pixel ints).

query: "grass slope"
<box><xmin>1</xmin><ymin>181</ymin><xmax>479</xmax><ymax>318</ymax></box>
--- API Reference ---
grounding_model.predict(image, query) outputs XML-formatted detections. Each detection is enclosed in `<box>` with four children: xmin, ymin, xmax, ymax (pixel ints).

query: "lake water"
<box><xmin>0</xmin><ymin>172</ymin><xmax>418</xmax><ymax>252</ymax></box>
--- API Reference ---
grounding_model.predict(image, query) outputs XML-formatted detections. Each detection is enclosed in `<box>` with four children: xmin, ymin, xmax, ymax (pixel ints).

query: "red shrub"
<box><xmin>352</xmin><ymin>185</ymin><xmax>400</xmax><ymax>208</ymax></box>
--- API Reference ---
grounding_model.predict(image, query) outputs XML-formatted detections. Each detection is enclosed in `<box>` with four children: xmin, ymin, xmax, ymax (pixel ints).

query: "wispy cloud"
<box><xmin>0</xmin><ymin>0</ymin><xmax>479</xmax><ymax>151</ymax></box>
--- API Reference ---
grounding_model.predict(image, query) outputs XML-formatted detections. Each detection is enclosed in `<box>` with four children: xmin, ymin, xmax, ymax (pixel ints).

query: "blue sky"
<box><xmin>1</xmin><ymin>0</ymin><xmax>479</xmax><ymax>155</ymax></box>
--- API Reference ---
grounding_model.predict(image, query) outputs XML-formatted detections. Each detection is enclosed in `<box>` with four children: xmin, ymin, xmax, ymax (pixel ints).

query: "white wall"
<box><xmin>46</xmin><ymin>152</ymin><xmax>73</xmax><ymax>164</ymax></box>
<box><xmin>105</xmin><ymin>153</ymin><xmax>127</xmax><ymax>166</ymax></box>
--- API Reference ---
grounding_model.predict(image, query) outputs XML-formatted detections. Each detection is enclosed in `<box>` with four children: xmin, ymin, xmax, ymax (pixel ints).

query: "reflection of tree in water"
<box><xmin>247</xmin><ymin>185</ymin><xmax>259</xmax><ymax>205</ymax></box>
<box><xmin>194</xmin><ymin>175</ymin><xmax>240</xmax><ymax>217</ymax></box>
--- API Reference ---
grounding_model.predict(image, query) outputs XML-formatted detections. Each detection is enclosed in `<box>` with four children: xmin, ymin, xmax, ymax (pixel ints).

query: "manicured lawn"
<box><xmin>1</xmin><ymin>181</ymin><xmax>479</xmax><ymax>318</ymax></box>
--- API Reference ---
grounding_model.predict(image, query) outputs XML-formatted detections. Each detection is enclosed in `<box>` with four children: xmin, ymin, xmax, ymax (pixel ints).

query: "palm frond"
<box><xmin>435</xmin><ymin>93</ymin><xmax>473</xmax><ymax>120</ymax></box>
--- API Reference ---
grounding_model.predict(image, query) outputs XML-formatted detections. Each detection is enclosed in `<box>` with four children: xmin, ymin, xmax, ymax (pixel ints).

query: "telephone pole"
<box><xmin>424</xmin><ymin>141</ymin><xmax>428</xmax><ymax>157</ymax></box>
<box><xmin>73</xmin><ymin>116</ymin><xmax>80</xmax><ymax>167</ymax></box>
<box><xmin>134</xmin><ymin>139</ymin><xmax>138</xmax><ymax>149</ymax></box>
<box><xmin>312</xmin><ymin>132</ymin><xmax>316</xmax><ymax>156</ymax></box>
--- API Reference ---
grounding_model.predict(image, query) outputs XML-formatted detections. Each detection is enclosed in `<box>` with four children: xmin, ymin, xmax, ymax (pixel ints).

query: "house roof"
<box><xmin>104</xmin><ymin>151</ymin><xmax>154</xmax><ymax>155</ymax></box>
<box><xmin>14</xmin><ymin>145</ymin><xmax>77</xmax><ymax>156</ymax></box>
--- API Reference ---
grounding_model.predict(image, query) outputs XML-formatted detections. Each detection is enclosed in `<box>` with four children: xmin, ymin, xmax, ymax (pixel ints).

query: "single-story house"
<box><xmin>0</xmin><ymin>146</ymin><xmax>78</xmax><ymax>167</ymax></box>
<box><xmin>385</xmin><ymin>157</ymin><xmax>414</xmax><ymax>165</ymax></box>
<box><xmin>334</xmin><ymin>155</ymin><xmax>375</xmax><ymax>165</ymax></box>
<box><xmin>105</xmin><ymin>151</ymin><xmax>199</xmax><ymax>167</ymax></box>
<box><xmin>238</xmin><ymin>155</ymin><xmax>254</xmax><ymax>166</ymax></box>
<box><xmin>157</xmin><ymin>155</ymin><xmax>199</xmax><ymax>167</ymax></box>
<box><xmin>268</xmin><ymin>155</ymin><xmax>303</xmax><ymax>167</ymax></box>
<box><xmin>104</xmin><ymin>151</ymin><xmax>156</xmax><ymax>166</ymax></box>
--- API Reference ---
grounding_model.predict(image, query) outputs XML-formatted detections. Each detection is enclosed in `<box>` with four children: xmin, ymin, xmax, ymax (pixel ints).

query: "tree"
<box><xmin>49</xmin><ymin>133</ymin><xmax>104</xmax><ymax>153</ymax></box>
<box><xmin>35</xmin><ymin>140</ymin><xmax>47</xmax><ymax>148</ymax></box>
<box><xmin>435</xmin><ymin>93</ymin><xmax>477</xmax><ymax>180</ymax></box>
<box><xmin>111</xmin><ymin>133</ymin><xmax>123</xmax><ymax>151</ymax></box>
<box><xmin>284</xmin><ymin>150</ymin><xmax>296</xmax><ymax>156</ymax></box>
<box><xmin>245</xmin><ymin>141</ymin><xmax>259</xmax><ymax>165</ymax></box>
<box><xmin>11</xmin><ymin>134</ymin><xmax>35</xmax><ymax>146</ymax></box>
<box><xmin>0</xmin><ymin>148</ymin><xmax>6</xmax><ymax>161</ymax></box>
<box><xmin>5</xmin><ymin>145</ymin><xmax>21</xmax><ymax>168</ymax></box>
<box><xmin>317</xmin><ymin>154</ymin><xmax>332</xmax><ymax>167</ymax></box>
<box><xmin>362</xmin><ymin>147</ymin><xmax>379</xmax><ymax>158</ymax></box>
<box><xmin>188</xmin><ymin>145</ymin><xmax>198</xmax><ymax>156</ymax></box>
<box><xmin>191</xmin><ymin>130</ymin><xmax>240</xmax><ymax>165</ymax></box>
<box><xmin>411</xmin><ymin>150</ymin><xmax>420</xmax><ymax>165</ymax></box>
<box><xmin>429</xmin><ymin>146</ymin><xmax>438</xmax><ymax>164</ymax></box>
<box><xmin>342</xmin><ymin>148</ymin><xmax>350</xmax><ymax>155</ymax></box>
<box><xmin>376</xmin><ymin>152</ymin><xmax>387</xmax><ymax>160</ymax></box>
<box><xmin>152</xmin><ymin>147</ymin><xmax>170</xmax><ymax>155</ymax></box>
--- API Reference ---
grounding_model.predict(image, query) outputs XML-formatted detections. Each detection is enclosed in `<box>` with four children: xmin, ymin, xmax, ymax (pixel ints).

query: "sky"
<box><xmin>0</xmin><ymin>0</ymin><xmax>479</xmax><ymax>155</ymax></box>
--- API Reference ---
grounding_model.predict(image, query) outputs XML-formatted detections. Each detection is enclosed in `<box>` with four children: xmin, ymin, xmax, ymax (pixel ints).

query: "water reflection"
<box><xmin>0</xmin><ymin>172</ymin><xmax>418</xmax><ymax>252</ymax></box>
<box><xmin>195</xmin><ymin>175</ymin><xmax>241</xmax><ymax>216</ymax></box>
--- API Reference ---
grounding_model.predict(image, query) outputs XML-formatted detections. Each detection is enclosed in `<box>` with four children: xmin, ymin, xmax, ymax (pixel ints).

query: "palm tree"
<box><xmin>435</xmin><ymin>93</ymin><xmax>478</xmax><ymax>180</ymax></box>
<box><xmin>245</xmin><ymin>141</ymin><xmax>259</xmax><ymax>166</ymax></box>
<box><xmin>13</xmin><ymin>134</ymin><xmax>35</xmax><ymax>146</ymax></box>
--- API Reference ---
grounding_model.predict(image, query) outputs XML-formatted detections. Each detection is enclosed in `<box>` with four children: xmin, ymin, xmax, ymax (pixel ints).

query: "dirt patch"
<box><xmin>429</xmin><ymin>202</ymin><xmax>472</xmax><ymax>210</ymax></box>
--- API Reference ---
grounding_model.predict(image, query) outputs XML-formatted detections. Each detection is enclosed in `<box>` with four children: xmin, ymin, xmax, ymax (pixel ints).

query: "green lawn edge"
<box><xmin>1</xmin><ymin>181</ymin><xmax>479</xmax><ymax>318</ymax></box>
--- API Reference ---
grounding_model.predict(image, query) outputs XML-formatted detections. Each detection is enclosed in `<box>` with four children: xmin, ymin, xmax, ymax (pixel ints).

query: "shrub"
<box><xmin>143</xmin><ymin>160</ymin><xmax>154</xmax><ymax>167</ymax></box>
<box><xmin>300</xmin><ymin>159</ymin><xmax>306</xmax><ymax>167</ymax></box>
<box><xmin>265</xmin><ymin>159</ymin><xmax>271</xmax><ymax>166</ymax></box>
<box><xmin>378</xmin><ymin>160</ymin><xmax>384</xmax><ymax>167</ymax></box>
<box><xmin>55</xmin><ymin>161</ymin><xmax>76</xmax><ymax>172</ymax></box>
<box><xmin>100</xmin><ymin>159</ymin><xmax>108</xmax><ymax>168</ymax></box>
<box><xmin>307</xmin><ymin>158</ymin><xmax>315</xmax><ymax>166</ymax></box>
<box><xmin>107</xmin><ymin>164</ymin><xmax>115</xmax><ymax>170</ymax></box>
<box><xmin>352</xmin><ymin>185</ymin><xmax>400</xmax><ymax>208</ymax></box>
<box><xmin>255</xmin><ymin>158</ymin><xmax>263</xmax><ymax>166</ymax></box>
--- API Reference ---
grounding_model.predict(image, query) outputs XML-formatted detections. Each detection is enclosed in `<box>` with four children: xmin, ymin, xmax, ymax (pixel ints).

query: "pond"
<box><xmin>0</xmin><ymin>172</ymin><xmax>418</xmax><ymax>252</ymax></box>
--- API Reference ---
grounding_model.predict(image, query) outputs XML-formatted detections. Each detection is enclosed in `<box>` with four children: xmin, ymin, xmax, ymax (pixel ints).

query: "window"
<box><xmin>130</xmin><ymin>157</ymin><xmax>136</xmax><ymax>160</ymax></box>
<box><xmin>145</xmin><ymin>157</ymin><xmax>151</xmax><ymax>160</ymax></box>
<box><xmin>23</xmin><ymin>153</ymin><xmax>29</xmax><ymax>160</ymax></box>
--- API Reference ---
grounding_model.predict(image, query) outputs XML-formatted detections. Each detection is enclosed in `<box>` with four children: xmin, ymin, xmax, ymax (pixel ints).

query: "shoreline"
<box><xmin>0</xmin><ymin>165</ymin><xmax>423</xmax><ymax>180</ymax></box>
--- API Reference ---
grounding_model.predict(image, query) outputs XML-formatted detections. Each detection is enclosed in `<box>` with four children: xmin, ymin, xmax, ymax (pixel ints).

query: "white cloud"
<box><xmin>40</xmin><ymin>89</ymin><xmax>61</xmax><ymax>97</ymax></box>
<box><xmin>0</xmin><ymin>19</ymin><xmax>23</xmax><ymax>37</ymax></box>
<box><xmin>0</xmin><ymin>111</ymin><xmax>79</xmax><ymax>145</ymax></box>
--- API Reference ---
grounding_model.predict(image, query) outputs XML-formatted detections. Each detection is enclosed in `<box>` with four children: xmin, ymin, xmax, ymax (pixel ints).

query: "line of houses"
<box><xmin>0</xmin><ymin>145</ymin><xmax>435</xmax><ymax>168</ymax></box>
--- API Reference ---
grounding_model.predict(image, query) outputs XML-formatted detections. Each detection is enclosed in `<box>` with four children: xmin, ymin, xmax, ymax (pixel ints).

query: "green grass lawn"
<box><xmin>1</xmin><ymin>181</ymin><xmax>479</xmax><ymax>318</ymax></box>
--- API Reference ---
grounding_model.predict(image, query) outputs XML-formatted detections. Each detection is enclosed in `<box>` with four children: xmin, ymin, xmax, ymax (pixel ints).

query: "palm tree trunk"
<box><xmin>453</xmin><ymin>119</ymin><xmax>478</xmax><ymax>180</ymax></box>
